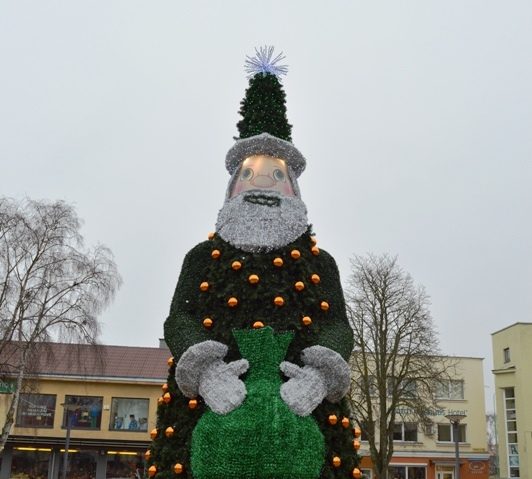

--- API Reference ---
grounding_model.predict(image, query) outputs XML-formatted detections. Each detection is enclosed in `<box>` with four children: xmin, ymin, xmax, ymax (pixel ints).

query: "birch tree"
<box><xmin>0</xmin><ymin>197</ymin><xmax>121</xmax><ymax>451</ymax></box>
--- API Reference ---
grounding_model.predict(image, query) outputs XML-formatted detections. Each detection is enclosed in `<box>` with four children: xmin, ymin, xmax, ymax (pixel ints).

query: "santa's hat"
<box><xmin>225</xmin><ymin>47</ymin><xmax>306</xmax><ymax>178</ymax></box>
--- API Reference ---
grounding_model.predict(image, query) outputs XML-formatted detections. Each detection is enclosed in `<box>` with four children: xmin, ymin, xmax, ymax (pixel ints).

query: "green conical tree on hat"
<box><xmin>236</xmin><ymin>46</ymin><xmax>292</xmax><ymax>142</ymax></box>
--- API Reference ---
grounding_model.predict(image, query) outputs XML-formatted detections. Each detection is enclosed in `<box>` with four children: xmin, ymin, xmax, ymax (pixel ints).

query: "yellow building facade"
<box><xmin>0</xmin><ymin>345</ymin><xmax>490</xmax><ymax>479</ymax></box>
<box><xmin>492</xmin><ymin>322</ymin><xmax>532</xmax><ymax>479</ymax></box>
<box><xmin>0</xmin><ymin>343</ymin><xmax>171</xmax><ymax>479</ymax></box>
<box><xmin>355</xmin><ymin>356</ymin><xmax>490</xmax><ymax>479</ymax></box>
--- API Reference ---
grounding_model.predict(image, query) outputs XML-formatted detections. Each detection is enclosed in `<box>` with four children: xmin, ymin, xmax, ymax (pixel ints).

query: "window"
<box><xmin>361</xmin><ymin>469</ymin><xmax>373</xmax><ymax>479</ymax></box>
<box><xmin>358</xmin><ymin>421</ymin><xmax>369</xmax><ymax>441</ymax></box>
<box><xmin>504</xmin><ymin>347</ymin><xmax>511</xmax><ymax>363</ymax></box>
<box><xmin>437</xmin><ymin>423</ymin><xmax>466</xmax><ymax>443</ymax></box>
<box><xmin>504</xmin><ymin>387</ymin><xmax>519</xmax><ymax>479</ymax></box>
<box><xmin>62</xmin><ymin>395</ymin><xmax>103</xmax><ymax>429</ymax></box>
<box><xmin>393</xmin><ymin>422</ymin><xmax>418</xmax><ymax>442</ymax></box>
<box><xmin>107</xmin><ymin>452</ymin><xmax>143</xmax><ymax>478</ymax></box>
<box><xmin>109</xmin><ymin>398</ymin><xmax>149</xmax><ymax>431</ymax></box>
<box><xmin>11</xmin><ymin>449</ymin><xmax>50</xmax><ymax>478</ymax></box>
<box><xmin>387</xmin><ymin>377</ymin><xmax>417</xmax><ymax>398</ymax></box>
<box><xmin>435</xmin><ymin>380</ymin><xmax>464</xmax><ymax>400</ymax></box>
<box><xmin>389</xmin><ymin>466</ymin><xmax>426</xmax><ymax>479</ymax></box>
<box><xmin>16</xmin><ymin>393</ymin><xmax>56</xmax><ymax>428</ymax></box>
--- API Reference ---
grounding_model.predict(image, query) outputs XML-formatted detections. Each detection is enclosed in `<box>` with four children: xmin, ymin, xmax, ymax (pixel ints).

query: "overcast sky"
<box><xmin>1</xmin><ymin>1</ymin><xmax>531</xmax><ymax>407</ymax></box>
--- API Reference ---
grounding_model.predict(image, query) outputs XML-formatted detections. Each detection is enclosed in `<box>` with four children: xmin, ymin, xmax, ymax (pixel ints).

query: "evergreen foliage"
<box><xmin>147</xmin><ymin>232</ymin><xmax>360</xmax><ymax>478</ymax></box>
<box><xmin>236</xmin><ymin>73</ymin><xmax>293</xmax><ymax>141</ymax></box>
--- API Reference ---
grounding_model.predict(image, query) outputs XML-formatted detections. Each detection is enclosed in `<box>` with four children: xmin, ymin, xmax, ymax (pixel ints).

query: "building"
<box><xmin>355</xmin><ymin>356</ymin><xmax>490</xmax><ymax>479</ymax></box>
<box><xmin>492</xmin><ymin>322</ymin><xmax>532</xmax><ymax>479</ymax></box>
<box><xmin>0</xmin><ymin>344</ymin><xmax>490</xmax><ymax>479</ymax></box>
<box><xmin>0</xmin><ymin>342</ymin><xmax>171</xmax><ymax>479</ymax></box>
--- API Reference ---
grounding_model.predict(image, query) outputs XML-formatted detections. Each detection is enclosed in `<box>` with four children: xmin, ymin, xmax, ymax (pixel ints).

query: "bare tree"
<box><xmin>346</xmin><ymin>254</ymin><xmax>455</xmax><ymax>479</ymax></box>
<box><xmin>0</xmin><ymin>197</ymin><xmax>121</xmax><ymax>451</ymax></box>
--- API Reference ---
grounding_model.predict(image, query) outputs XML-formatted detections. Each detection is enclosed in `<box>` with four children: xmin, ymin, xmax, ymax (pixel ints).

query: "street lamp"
<box><xmin>445</xmin><ymin>413</ymin><xmax>467</xmax><ymax>479</ymax></box>
<box><xmin>60</xmin><ymin>402</ymin><xmax>76</xmax><ymax>479</ymax></box>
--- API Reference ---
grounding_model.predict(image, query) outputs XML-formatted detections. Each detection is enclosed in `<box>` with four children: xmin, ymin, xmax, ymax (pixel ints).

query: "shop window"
<box><xmin>389</xmin><ymin>466</ymin><xmax>426</xmax><ymax>479</ymax></box>
<box><xmin>59</xmin><ymin>450</ymin><xmax>97</xmax><ymax>479</ymax></box>
<box><xmin>109</xmin><ymin>397</ymin><xmax>149</xmax><ymax>431</ymax></box>
<box><xmin>361</xmin><ymin>469</ymin><xmax>373</xmax><ymax>479</ymax></box>
<box><xmin>435</xmin><ymin>380</ymin><xmax>464</xmax><ymax>400</ymax></box>
<box><xmin>16</xmin><ymin>393</ymin><xmax>56</xmax><ymax>428</ymax></box>
<box><xmin>437</xmin><ymin>423</ymin><xmax>466</xmax><ymax>442</ymax></box>
<box><xmin>11</xmin><ymin>448</ymin><xmax>51</xmax><ymax>479</ymax></box>
<box><xmin>106</xmin><ymin>453</ymin><xmax>143</xmax><ymax>478</ymax></box>
<box><xmin>408</xmin><ymin>467</ymin><xmax>426</xmax><ymax>479</ymax></box>
<box><xmin>393</xmin><ymin>422</ymin><xmax>418</xmax><ymax>442</ymax></box>
<box><xmin>62</xmin><ymin>395</ymin><xmax>103</xmax><ymax>429</ymax></box>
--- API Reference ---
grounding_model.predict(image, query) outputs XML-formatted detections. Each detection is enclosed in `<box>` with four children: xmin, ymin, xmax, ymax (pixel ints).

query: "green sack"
<box><xmin>191</xmin><ymin>326</ymin><xmax>325</xmax><ymax>479</ymax></box>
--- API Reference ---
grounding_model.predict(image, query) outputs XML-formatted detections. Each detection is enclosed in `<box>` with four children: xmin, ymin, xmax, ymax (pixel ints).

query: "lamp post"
<box><xmin>60</xmin><ymin>403</ymin><xmax>76</xmax><ymax>479</ymax></box>
<box><xmin>445</xmin><ymin>413</ymin><xmax>467</xmax><ymax>479</ymax></box>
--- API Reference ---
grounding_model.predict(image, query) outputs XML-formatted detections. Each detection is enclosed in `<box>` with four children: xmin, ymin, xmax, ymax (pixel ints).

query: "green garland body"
<box><xmin>150</xmin><ymin>231</ymin><xmax>358</xmax><ymax>478</ymax></box>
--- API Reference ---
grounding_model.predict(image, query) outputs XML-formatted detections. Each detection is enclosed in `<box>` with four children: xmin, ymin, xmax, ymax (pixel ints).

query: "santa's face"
<box><xmin>230</xmin><ymin>155</ymin><xmax>294</xmax><ymax>198</ymax></box>
<box><xmin>216</xmin><ymin>154</ymin><xmax>308</xmax><ymax>253</ymax></box>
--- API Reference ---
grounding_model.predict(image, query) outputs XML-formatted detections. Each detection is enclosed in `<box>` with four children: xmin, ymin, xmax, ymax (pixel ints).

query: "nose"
<box><xmin>251</xmin><ymin>175</ymin><xmax>275</xmax><ymax>189</ymax></box>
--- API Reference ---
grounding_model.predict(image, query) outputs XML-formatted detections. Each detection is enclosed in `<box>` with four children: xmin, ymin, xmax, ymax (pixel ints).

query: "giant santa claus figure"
<box><xmin>148</xmin><ymin>47</ymin><xmax>361</xmax><ymax>479</ymax></box>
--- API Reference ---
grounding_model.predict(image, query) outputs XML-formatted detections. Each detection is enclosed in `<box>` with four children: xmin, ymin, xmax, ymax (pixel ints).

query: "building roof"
<box><xmin>491</xmin><ymin>322</ymin><xmax>532</xmax><ymax>336</ymax></box>
<box><xmin>1</xmin><ymin>342</ymin><xmax>172</xmax><ymax>382</ymax></box>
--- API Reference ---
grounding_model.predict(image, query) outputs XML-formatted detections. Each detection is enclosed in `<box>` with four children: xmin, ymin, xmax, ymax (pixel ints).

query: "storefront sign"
<box><xmin>0</xmin><ymin>381</ymin><xmax>15</xmax><ymax>393</ymax></box>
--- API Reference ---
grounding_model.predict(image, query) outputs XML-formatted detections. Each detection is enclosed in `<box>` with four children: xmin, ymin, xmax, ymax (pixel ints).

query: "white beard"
<box><xmin>215</xmin><ymin>191</ymin><xmax>309</xmax><ymax>253</ymax></box>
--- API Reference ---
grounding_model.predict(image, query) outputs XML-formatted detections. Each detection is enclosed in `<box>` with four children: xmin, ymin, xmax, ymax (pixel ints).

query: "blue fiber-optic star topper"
<box><xmin>244</xmin><ymin>46</ymin><xmax>289</xmax><ymax>78</ymax></box>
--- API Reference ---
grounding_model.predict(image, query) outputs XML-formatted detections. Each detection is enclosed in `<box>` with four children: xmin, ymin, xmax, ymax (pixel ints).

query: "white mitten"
<box><xmin>280</xmin><ymin>345</ymin><xmax>350</xmax><ymax>417</ymax></box>
<box><xmin>280</xmin><ymin>361</ymin><xmax>326</xmax><ymax>416</ymax></box>
<box><xmin>175</xmin><ymin>341</ymin><xmax>249</xmax><ymax>414</ymax></box>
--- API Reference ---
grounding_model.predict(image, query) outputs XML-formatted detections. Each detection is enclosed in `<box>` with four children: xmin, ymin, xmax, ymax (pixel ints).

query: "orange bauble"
<box><xmin>248</xmin><ymin>274</ymin><xmax>260</xmax><ymax>284</ymax></box>
<box><xmin>148</xmin><ymin>465</ymin><xmax>157</xmax><ymax>477</ymax></box>
<box><xmin>188</xmin><ymin>399</ymin><xmax>198</xmax><ymax>410</ymax></box>
<box><xmin>167</xmin><ymin>356</ymin><xmax>174</xmax><ymax>366</ymax></box>
<box><xmin>207</xmin><ymin>232</ymin><xmax>215</xmax><ymax>240</ymax></box>
<box><xmin>302</xmin><ymin>316</ymin><xmax>312</xmax><ymax>326</ymax></box>
<box><xmin>211</xmin><ymin>249</ymin><xmax>221</xmax><ymax>259</ymax></box>
<box><xmin>203</xmin><ymin>318</ymin><xmax>213</xmax><ymax>328</ymax></box>
<box><xmin>157</xmin><ymin>396</ymin><xmax>164</xmax><ymax>406</ymax></box>
<box><xmin>231</xmin><ymin>260</ymin><xmax>242</xmax><ymax>270</ymax></box>
<box><xmin>353</xmin><ymin>468</ymin><xmax>362</xmax><ymax>479</ymax></box>
<box><xmin>144</xmin><ymin>450</ymin><xmax>151</xmax><ymax>460</ymax></box>
<box><xmin>328</xmin><ymin>414</ymin><xmax>338</xmax><ymax>425</ymax></box>
<box><xmin>341</xmin><ymin>417</ymin><xmax>350</xmax><ymax>428</ymax></box>
<box><xmin>150</xmin><ymin>428</ymin><xmax>158</xmax><ymax>439</ymax></box>
<box><xmin>311</xmin><ymin>246</ymin><xmax>320</xmax><ymax>256</ymax></box>
<box><xmin>273</xmin><ymin>257</ymin><xmax>284</xmax><ymax>267</ymax></box>
<box><xmin>353</xmin><ymin>427</ymin><xmax>362</xmax><ymax>438</ymax></box>
<box><xmin>353</xmin><ymin>440</ymin><xmax>361</xmax><ymax>450</ymax></box>
<box><xmin>162</xmin><ymin>383</ymin><xmax>168</xmax><ymax>392</ymax></box>
<box><xmin>332</xmin><ymin>456</ymin><xmax>342</xmax><ymax>468</ymax></box>
<box><xmin>253</xmin><ymin>321</ymin><xmax>265</xmax><ymax>329</ymax></box>
<box><xmin>311</xmin><ymin>274</ymin><xmax>321</xmax><ymax>284</ymax></box>
<box><xmin>290</xmin><ymin>249</ymin><xmax>301</xmax><ymax>259</ymax></box>
<box><xmin>227</xmin><ymin>297</ymin><xmax>238</xmax><ymax>307</ymax></box>
<box><xmin>274</xmin><ymin>296</ymin><xmax>285</xmax><ymax>307</ymax></box>
<box><xmin>165</xmin><ymin>426</ymin><xmax>175</xmax><ymax>438</ymax></box>
<box><xmin>320</xmin><ymin>301</ymin><xmax>330</xmax><ymax>311</ymax></box>
<box><xmin>174</xmin><ymin>463</ymin><xmax>184</xmax><ymax>474</ymax></box>
<box><xmin>310</xmin><ymin>236</ymin><xmax>318</xmax><ymax>245</ymax></box>
<box><xmin>163</xmin><ymin>392</ymin><xmax>171</xmax><ymax>404</ymax></box>
<box><xmin>200</xmin><ymin>281</ymin><xmax>209</xmax><ymax>292</ymax></box>
<box><xmin>294</xmin><ymin>281</ymin><xmax>305</xmax><ymax>291</ymax></box>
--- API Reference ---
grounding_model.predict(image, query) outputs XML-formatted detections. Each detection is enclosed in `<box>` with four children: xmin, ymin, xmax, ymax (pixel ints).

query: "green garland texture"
<box><xmin>148</xmin><ymin>231</ymin><xmax>360</xmax><ymax>478</ymax></box>
<box><xmin>237</xmin><ymin>73</ymin><xmax>293</xmax><ymax>141</ymax></box>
